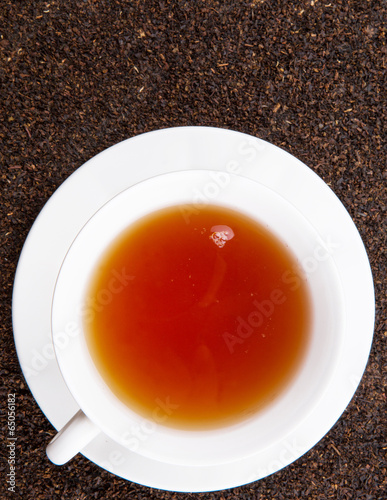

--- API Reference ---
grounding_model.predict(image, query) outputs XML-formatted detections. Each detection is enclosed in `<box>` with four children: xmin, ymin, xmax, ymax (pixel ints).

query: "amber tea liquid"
<box><xmin>84</xmin><ymin>204</ymin><xmax>312</xmax><ymax>429</ymax></box>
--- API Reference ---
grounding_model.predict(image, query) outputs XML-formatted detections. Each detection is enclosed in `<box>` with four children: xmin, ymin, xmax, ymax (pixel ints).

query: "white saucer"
<box><xmin>12</xmin><ymin>126</ymin><xmax>375</xmax><ymax>492</ymax></box>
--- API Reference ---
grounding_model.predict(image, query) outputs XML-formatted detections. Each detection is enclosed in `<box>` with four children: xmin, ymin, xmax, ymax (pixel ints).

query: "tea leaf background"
<box><xmin>1</xmin><ymin>0</ymin><xmax>385</xmax><ymax>499</ymax></box>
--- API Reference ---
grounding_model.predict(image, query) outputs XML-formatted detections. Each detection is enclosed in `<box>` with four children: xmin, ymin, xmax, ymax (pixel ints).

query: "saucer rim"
<box><xmin>12</xmin><ymin>126</ymin><xmax>375</xmax><ymax>492</ymax></box>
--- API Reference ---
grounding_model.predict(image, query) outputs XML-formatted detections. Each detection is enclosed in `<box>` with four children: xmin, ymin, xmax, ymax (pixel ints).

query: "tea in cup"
<box><xmin>47</xmin><ymin>170</ymin><xmax>344</xmax><ymax>467</ymax></box>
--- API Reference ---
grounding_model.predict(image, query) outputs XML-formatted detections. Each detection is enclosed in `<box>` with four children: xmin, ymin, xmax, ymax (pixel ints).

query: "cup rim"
<box><xmin>51</xmin><ymin>169</ymin><xmax>345</xmax><ymax>466</ymax></box>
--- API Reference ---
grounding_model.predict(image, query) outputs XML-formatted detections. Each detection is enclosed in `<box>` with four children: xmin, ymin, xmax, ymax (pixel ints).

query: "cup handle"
<box><xmin>46</xmin><ymin>409</ymin><xmax>100</xmax><ymax>465</ymax></box>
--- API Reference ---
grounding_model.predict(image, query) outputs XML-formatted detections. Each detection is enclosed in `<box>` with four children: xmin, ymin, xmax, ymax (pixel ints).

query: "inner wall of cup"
<box><xmin>52</xmin><ymin>170</ymin><xmax>345</xmax><ymax>465</ymax></box>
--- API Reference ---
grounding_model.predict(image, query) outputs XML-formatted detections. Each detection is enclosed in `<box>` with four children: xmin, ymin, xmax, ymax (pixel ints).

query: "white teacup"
<box><xmin>47</xmin><ymin>170</ymin><xmax>344</xmax><ymax>467</ymax></box>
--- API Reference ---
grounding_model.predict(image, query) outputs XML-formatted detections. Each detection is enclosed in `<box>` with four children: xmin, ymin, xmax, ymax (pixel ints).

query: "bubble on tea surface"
<box><xmin>209</xmin><ymin>225</ymin><xmax>235</xmax><ymax>248</ymax></box>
